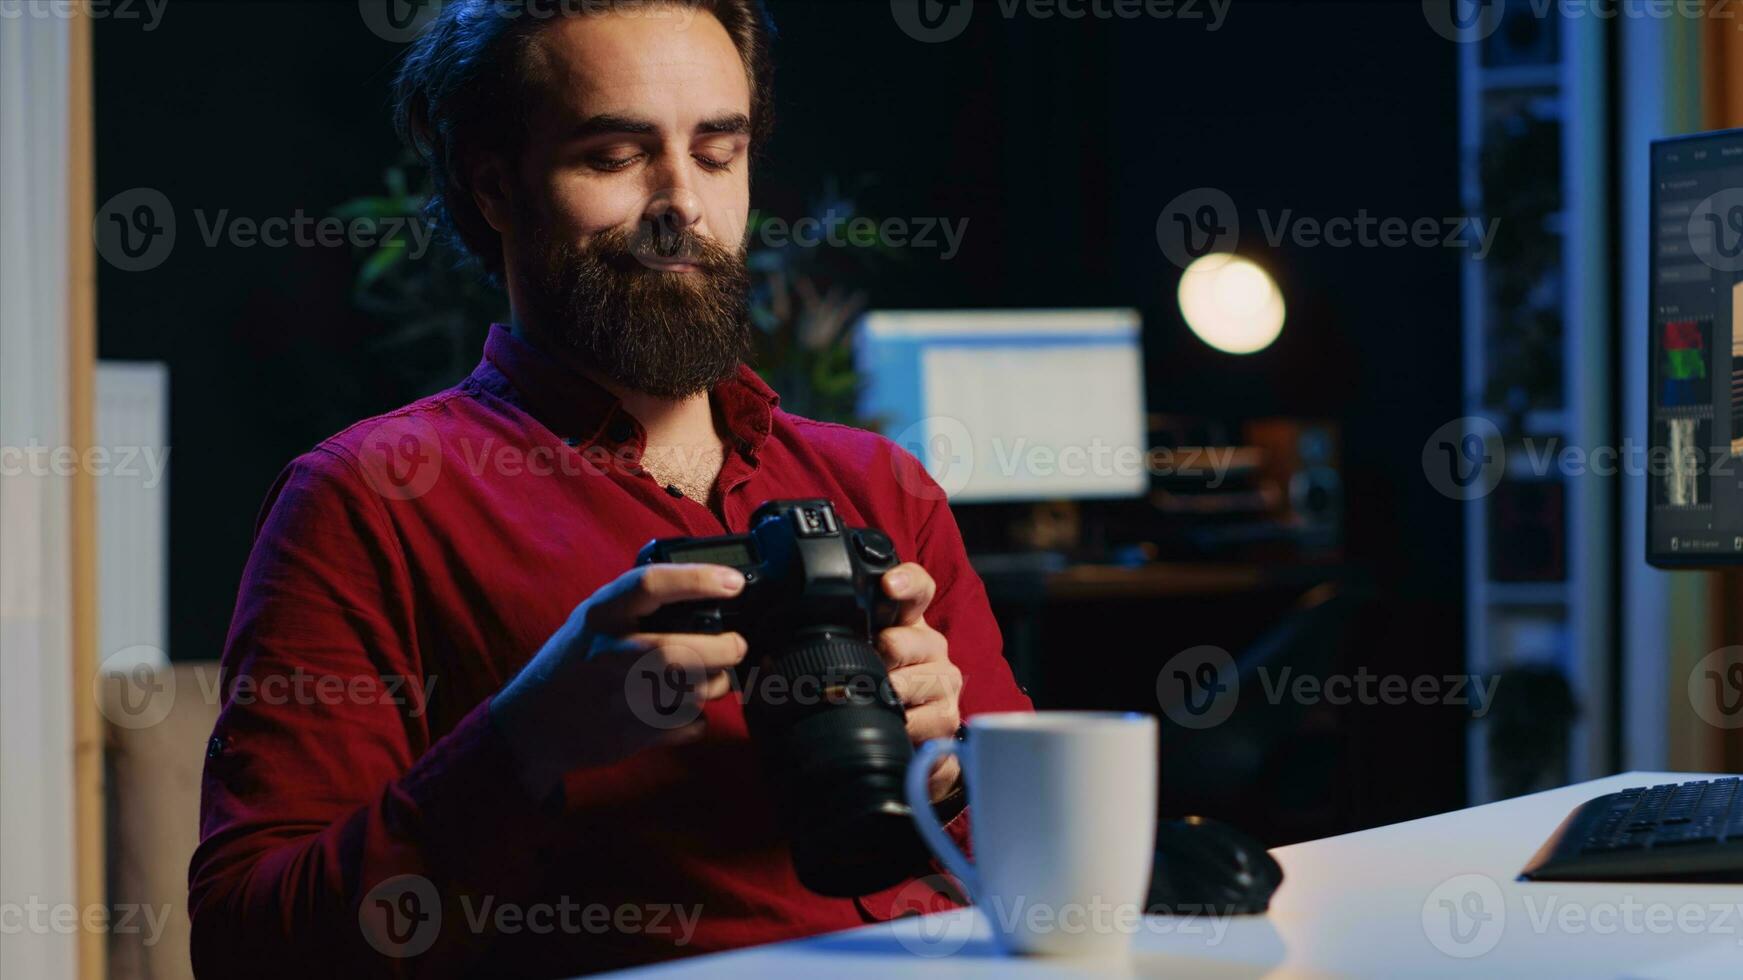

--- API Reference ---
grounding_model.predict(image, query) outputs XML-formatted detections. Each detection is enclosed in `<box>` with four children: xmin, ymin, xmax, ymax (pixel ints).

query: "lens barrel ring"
<box><xmin>760</xmin><ymin>635</ymin><xmax>889</xmax><ymax>686</ymax></box>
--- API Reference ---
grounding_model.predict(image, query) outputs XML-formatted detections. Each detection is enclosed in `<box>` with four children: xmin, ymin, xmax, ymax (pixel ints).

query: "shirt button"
<box><xmin>206</xmin><ymin>736</ymin><xmax>225</xmax><ymax>760</ymax></box>
<box><xmin>563</xmin><ymin>436</ymin><xmax>581</xmax><ymax>448</ymax></box>
<box><xmin>608</xmin><ymin>418</ymin><xmax>635</xmax><ymax>443</ymax></box>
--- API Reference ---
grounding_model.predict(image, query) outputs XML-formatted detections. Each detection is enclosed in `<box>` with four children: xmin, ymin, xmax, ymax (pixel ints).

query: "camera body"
<box><xmin>635</xmin><ymin>499</ymin><xmax>902</xmax><ymax>646</ymax></box>
<box><xmin>636</xmin><ymin>499</ymin><xmax>931</xmax><ymax>896</ymax></box>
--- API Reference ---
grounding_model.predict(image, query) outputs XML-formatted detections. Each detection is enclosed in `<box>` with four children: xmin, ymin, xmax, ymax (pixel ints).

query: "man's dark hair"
<box><xmin>392</xmin><ymin>0</ymin><xmax>776</xmax><ymax>285</ymax></box>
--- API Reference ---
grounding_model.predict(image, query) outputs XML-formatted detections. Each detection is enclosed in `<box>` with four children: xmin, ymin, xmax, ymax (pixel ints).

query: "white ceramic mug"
<box><xmin>905</xmin><ymin>711</ymin><xmax>1159</xmax><ymax>958</ymax></box>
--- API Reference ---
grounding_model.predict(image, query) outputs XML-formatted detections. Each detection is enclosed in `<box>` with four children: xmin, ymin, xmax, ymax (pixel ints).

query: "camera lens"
<box><xmin>745</xmin><ymin>632</ymin><xmax>933</xmax><ymax>897</ymax></box>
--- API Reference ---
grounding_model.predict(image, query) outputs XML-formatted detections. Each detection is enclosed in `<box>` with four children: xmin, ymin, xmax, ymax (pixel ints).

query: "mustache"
<box><xmin>590</xmin><ymin>218</ymin><xmax>743</xmax><ymax>272</ymax></box>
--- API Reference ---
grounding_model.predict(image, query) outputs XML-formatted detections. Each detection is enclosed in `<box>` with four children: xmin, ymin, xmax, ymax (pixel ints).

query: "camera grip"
<box><xmin>638</xmin><ymin>602</ymin><xmax>725</xmax><ymax>635</ymax></box>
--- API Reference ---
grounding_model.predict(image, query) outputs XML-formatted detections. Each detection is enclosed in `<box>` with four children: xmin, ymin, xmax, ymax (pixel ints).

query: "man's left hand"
<box><xmin>875</xmin><ymin>562</ymin><xmax>963</xmax><ymax>803</ymax></box>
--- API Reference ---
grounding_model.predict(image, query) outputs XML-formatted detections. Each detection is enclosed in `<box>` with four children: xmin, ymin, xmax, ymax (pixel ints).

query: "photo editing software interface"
<box><xmin>1652</xmin><ymin>130</ymin><xmax>1743</xmax><ymax>563</ymax></box>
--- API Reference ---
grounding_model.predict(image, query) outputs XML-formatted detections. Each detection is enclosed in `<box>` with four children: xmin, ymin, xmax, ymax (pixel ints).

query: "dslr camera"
<box><xmin>636</xmin><ymin>499</ymin><xmax>931</xmax><ymax>896</ymax></box>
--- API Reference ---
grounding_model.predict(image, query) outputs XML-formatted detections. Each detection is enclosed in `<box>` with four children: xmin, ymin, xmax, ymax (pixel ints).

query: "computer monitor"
<box><xmin>1649</xmin><ymin>129</ymin><xmax>1743</xmax><ymax>564</ymax></box>
<box><xmin>854</xmin><ymin>309</ymin><xmax>1148</xmax><ymax>503</ymax></box>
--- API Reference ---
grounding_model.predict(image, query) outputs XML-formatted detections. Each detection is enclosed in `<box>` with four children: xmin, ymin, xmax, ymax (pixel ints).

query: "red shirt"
<box><xmin>188</xmin><ymin>324</ymin><xmax>1032</xmax><ymax>978</ymax></box>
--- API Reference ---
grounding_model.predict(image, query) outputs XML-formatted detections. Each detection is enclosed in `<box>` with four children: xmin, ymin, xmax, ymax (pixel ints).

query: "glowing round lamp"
<box><xmin>1176</xmin><ymin>253</ymin><xmax>1286</xmax><ymax>355</ymax></box>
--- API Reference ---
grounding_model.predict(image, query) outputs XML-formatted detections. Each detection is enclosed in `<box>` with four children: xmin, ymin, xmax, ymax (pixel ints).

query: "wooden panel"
<box><xmin>1704</xmin><ymin>3</ymin><xmax>1743</xmax><ymax>775</ymax></box>
<box><xmin>66</xmin><ymin>8</ymin><xmax>106</xmax><ymax>980</ymax></box>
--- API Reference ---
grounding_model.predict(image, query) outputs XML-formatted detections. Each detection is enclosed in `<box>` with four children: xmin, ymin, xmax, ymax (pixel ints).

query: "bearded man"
<box><xmin>188</xmin><ymin>2</ymin><xmax>1031</xmax><ymax>976</ymax></box>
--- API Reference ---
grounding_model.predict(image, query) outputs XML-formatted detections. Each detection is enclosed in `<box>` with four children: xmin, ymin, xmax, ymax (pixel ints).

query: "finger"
<box><xmin>926</xmin><ymin>751</ymin><xmax>962</xmax><ymax>788</ymax></box>
<box><xmin>903</xmin><ymin>697</ymin><xmax>962</xmax><ymax>743</ymax></box>
<box><xmin>619</xmin><ymin>631</ymin><xmax>749</xmax><ymax>672</ymax></box>
<box><xmin>887</xmin><ymin>663</ymin><xmax>961</xmax><ymax>708</ymax></box>
<box><xmin>696</xmin><ymin>670</ymin><xmax>734</xmax><ymax>701</ymax></box>
<box><xmin>590</xmin><ymin>563</ymin><xmax>747</xmax><ymax>631</ymax></box>
<box><xmin>881</xmin><ymin>562</ymin><xmax>937</xmax><ymax>626</ymax></box>
<box><xmin>876</xmin><ymin>624</ymin><xmax>947</xmax><ymax>670</ymax></box>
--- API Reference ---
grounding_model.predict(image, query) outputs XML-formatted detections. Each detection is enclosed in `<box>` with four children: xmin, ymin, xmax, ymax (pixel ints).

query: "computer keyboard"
<box><xmin>1520</xmin><ymin>777</ymin><xmax>1743</xmax><ymax>881</ymax></box>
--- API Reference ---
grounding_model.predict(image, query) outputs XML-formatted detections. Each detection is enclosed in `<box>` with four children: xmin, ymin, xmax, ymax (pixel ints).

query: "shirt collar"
<box><xmin>470</xmin><ymin>323</ymin><xmax>779</xmax><ymax>457</ymax></box>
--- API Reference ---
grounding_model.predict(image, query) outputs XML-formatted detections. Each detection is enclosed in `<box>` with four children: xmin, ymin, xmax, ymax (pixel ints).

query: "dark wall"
<box><xmin>96</xmin><ymin>1</ymin><xmax>1461</xmax><ymax>688</ymax></box>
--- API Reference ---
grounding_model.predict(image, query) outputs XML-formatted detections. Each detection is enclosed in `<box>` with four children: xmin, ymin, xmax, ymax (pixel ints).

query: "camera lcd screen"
<box><xmin>669</xmin><ymin>541</ymin><xmax>754</xmax><ymax>568</ymax></box>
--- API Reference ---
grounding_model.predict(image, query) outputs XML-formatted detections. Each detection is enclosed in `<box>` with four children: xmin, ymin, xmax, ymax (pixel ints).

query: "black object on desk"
<box><xmin>1148</xmin><ymin>815</ymin><xmax>1284</xmax><ymax>915</ymax></box>
<box><xmin>1521</xmin><ymin>777</ymin><xmax>1743</xmax><ymax>881</ymax></box>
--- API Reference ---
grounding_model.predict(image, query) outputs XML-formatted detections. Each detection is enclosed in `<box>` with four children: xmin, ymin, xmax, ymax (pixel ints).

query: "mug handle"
<box><xmin>905</xmin><ymin>737</ymin><xmax>980</xmax><ymax>901</ymax></box>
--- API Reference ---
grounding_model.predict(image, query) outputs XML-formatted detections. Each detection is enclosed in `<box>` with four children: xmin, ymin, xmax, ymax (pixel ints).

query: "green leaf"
<box><xmin>359</xmin><ymin>242</ymin><xmax>408</xmax><ymax>286</ymax></box>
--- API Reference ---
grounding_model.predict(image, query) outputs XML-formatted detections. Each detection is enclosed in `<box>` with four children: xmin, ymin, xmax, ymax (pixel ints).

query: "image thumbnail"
<box><xmin>1656</xmin><ymin>417</ymin><xmax>1712</xmax><ymax>507</ymax></box>
<box><xmin>1661</xmin><ymin>317</ymin><xmax>1711</xmax><ymax>408</ymax></box>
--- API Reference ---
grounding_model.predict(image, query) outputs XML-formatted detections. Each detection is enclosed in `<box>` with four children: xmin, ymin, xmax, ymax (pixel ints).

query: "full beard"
<box><xmin>517</xmin><ymin>219</ymin><xmax>752</xmax><ymax>400</ymax></box>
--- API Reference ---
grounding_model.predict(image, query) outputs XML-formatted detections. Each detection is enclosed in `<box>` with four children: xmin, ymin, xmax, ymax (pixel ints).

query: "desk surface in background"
<box><xmin>605</xmin><ymin>772</ymin><xmax>1743</xmax><ymax>979</ymax></box>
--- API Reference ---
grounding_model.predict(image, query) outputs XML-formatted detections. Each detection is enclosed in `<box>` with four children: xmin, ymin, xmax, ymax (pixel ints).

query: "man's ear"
<box><xmin>469</xmin><ymin>154</ymin><xmax>515</xmax><ymax>236</ymax></box>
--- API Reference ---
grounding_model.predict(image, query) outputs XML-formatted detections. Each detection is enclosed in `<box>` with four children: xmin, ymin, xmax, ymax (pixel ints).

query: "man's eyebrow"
<box><xmin>570</xmin><ymin>113</ymin><xmax>659</xmax><ymax>141</ymax></box>
<box><xmin>567</xmin><ymin>112</ymin><xmax>749</xmax><ymax>141</ymax></box>
<box><xmin>695</xmin><ymin>113</ymin><xmax>751</xmax><ymax>137</ymax></box>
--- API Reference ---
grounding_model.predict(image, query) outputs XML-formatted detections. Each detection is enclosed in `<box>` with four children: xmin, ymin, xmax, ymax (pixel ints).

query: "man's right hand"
<box><xmin>488</xmin><ymin>563</ymin><xmax>751</xmax><ymax>802</ymax></box>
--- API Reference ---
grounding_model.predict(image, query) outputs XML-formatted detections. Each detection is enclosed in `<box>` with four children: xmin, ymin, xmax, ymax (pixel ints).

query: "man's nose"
<box><xmin>642</xmin><ymin>187</ymin><xmax>704</xmax><ymax>254</ymax></box>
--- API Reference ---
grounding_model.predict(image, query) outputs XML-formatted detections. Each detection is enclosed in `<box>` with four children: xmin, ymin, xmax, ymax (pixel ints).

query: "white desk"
<box><xmin>606</xmin><ymin>773</ymin><xmax>1743</xmax><ymax>978</ymax></box>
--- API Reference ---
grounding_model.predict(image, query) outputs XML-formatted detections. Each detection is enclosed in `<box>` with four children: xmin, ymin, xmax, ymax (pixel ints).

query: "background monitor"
<box><xmin>1649</xmin><ymin>128</ymin><xmax>1743</xmax><ymax>564</ymax></box>
<box><xmin>855</xmin><ymin>309</ymin><xmax>1148</xmax><ymax>504</ymax></box>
